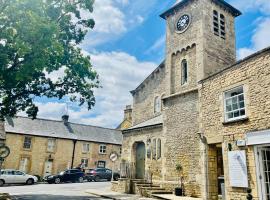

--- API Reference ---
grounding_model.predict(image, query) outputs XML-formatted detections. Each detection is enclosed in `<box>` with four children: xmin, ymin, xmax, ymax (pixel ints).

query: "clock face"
<box><xmin>0</xmin><ymin>146</ymin><xmax>10</xmax><ymax>159</ymax></box>
<box><xmin>176</xmin><ymin>14</ymin><xmax>191</xmax><ymax>33</ymax></box>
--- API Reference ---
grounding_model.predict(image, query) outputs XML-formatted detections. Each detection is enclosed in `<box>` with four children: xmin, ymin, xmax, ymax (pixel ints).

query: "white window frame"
<box><xmin>47</xmin><ymin>138</ymin><xmax>56</xmax><ymax>152</ymax></box>
<box><xmin>82</xmin><ymin>143</ymin><xmax>90</xmax><ymax>153</ymax></box>
<box><xmin>81</xmin><ymin>158</ymin><xmax>88</xmax><ymax>168</ymax></box>
<box><xmin>224</xmin><ymin>86</ymin><xmax>246</xmax><ymax>122</ymax></box>
<box><xmin>99</xmin><ymin>144</ymin><xmax>107</xmax><ymax>154</ymax></box>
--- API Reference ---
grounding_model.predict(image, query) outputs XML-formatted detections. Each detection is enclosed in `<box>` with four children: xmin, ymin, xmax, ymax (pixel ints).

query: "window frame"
<box><xmin>82</xmin><ymin>143</ymin><xmax>90</xmax><ymax>153</ymax></box>
<box><xmin>23</xmin><ymin>136</ymin><xmax>32</xmax><ymax>150</ymax></box>
<box><xmin>154</xmin><ymin>96</ymin><xmax>161</xmax><ymax>114</ymax></box>
<box><xmin>47</xmin><ymin>138</ymin><xmax>56</xmax><ymax>152</ymax></box>
<box><xmin>99</xmin><ymin>144</ymin><xmax>107</xmax><ymax>154</ymax></box>
<box><xmin>181</xmin><ymin>59</ymin><xmax>188</xmax><ymax>85</ymax></box>
<box><xmin>81</xmin><ymin>158</ymin><xmax>89</xmax><ymax>168</ymax></box>
<box><xmin>224</xmin><ymin>86</ymin><xmax>246</xmax><ymax>122</ymax></box>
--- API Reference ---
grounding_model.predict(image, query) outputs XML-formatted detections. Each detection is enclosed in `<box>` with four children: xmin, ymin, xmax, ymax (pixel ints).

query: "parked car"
<box><xmin>45</xmin><ymin>169</ymin><xmax>85</xmax><ymax>184</ymax></box>
<box><xmin>85</xmin><ymin>168</ymin><xmax>120</xmax><ymax>182</ymax></box>
<box><xmin>0</xmin><ymin>169</ymin><xmax>38</xmax><ymax>186</ymax></box>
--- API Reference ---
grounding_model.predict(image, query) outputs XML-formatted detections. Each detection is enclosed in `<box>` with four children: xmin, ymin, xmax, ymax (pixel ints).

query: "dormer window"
<box><xmin>213</xmin><ymin>10</ymin><xmax>226</xmax><ymax>39</ymax></box>
<box><xmin>181</xmin><ymin>59</ymin><xmax>188</xmax><ymax>85</ymax></box>
<box><xmin>154</xmin><ymin>96</ymin><xmax>161</xmax><ymax>113</ymax></box>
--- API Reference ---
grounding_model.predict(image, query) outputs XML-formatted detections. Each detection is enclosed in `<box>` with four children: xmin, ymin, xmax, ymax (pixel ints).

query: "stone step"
<box><xmin>151</xmin><ymin>191</ymin><xmax>173</xmax><ymax>195</ymax></box>
<box><xmin>136</xmin><ymin>184</ymin><xmax>160</xmax><ymax>187</ymax></box>
<box><xmin>140</xmin><ymin>187</ymin><xmax>165</xmax><ymax>190</ymax></box>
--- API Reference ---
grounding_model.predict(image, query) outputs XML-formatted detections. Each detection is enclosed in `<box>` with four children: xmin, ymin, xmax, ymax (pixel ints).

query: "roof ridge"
<box><xmin>15</xmin><ymin>115</ymin><xmax>120</xmax><ymax>132</ymax></box>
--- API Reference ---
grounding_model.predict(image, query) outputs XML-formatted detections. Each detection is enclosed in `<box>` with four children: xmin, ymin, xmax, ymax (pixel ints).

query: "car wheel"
<box><xmin>78</xmin><ymin>177</ymin><xmax>84</xmax><ymax>183</ymax></box>
<box><xmin>0</xmin><ymin>180</ymin><xmax>5</xmax><ymax>187</ymax></box>
<box><xmin>94</xmin><ymin>176</ymin><xmax>100</xmax><ymax>182</ymax></box>
<box><xmin>114</xmin><ymin>176</ymin><xmax>119</xmax><ymax>181</ymax></box>
<box><xmin>107</xmin><ymin>178</ymin><xmax>111</xmax><ymax>181</ymax></box>
<box><xmin>55</xmin><ymin>178</ymin><xmax>61</xmax><ymax>184</ymax></box>
<box><xmin>26</xmin><ymin>178</ymin><xmax>34</xmax><ymax>185</ymax></box>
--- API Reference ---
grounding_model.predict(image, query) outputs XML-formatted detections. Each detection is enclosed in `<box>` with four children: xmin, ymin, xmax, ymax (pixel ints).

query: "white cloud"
<box><xmin>145</xmin><ymin>36</ymin><xmax>165</xmax><ymax>54</ymax></box>
<box><xmin>33</xmin><ymin>51</ymin><xmax>157</xmax><ymax>128</ymax></box>
<box><xmin>237</xmin><ymin>18</ymin><xmax>270</xmax><ymax>59</ymax></box>
<box><xmin>229</xmin><ymin>0</ymin><xmax>270</xmax><ymax>14</ymax></box>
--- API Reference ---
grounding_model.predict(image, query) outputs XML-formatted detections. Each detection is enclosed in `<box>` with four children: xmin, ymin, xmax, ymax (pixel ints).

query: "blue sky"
<box><xmin>34</xmin><ymin>0</ymin><xmax>270</xmax><ymax>128</ymax></box>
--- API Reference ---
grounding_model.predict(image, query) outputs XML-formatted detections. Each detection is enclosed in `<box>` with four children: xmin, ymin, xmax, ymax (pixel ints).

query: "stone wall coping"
<box><xmin>199</xmin><ymin>46</ymin><xmax>270</xmax><ymax>84</ymax></box>
<box><xmin>163</xmin><ymin>87</ymin><xmax>198</xmax><ymax>101</ymax></box>
<box><xmin>122</xmin><ymin>123</ymin><xmax>163</xmax><ymax>134</ymax></box>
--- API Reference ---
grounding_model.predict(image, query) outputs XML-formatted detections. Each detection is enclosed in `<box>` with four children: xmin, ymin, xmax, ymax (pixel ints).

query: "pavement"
<box><xmin>0</xmin><ymin>182</ymin><xmax>110</xmax><ymax>200</ymax></box>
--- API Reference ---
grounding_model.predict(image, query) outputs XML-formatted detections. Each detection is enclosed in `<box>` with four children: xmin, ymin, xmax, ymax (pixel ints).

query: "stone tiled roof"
<box><xmin>4</xmin><ymin>117</ymin><xmax>122</xmax><ymax>145</ymax></box>
<box><xmin>160</xmin><ymin>0</ymin><xmax>242</xmax><ymax>19</ymax></box>
<box><xmin>123</xmin><ymin>115</ymin><xmax>163</xmax><ymax>132</ymax></box>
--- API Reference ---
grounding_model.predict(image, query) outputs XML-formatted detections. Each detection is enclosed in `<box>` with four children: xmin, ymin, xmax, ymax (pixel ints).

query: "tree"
<box><xmin>0</xmin><ymin>0</ymin><xmax>99</xmax><ymax>119</ymax></box>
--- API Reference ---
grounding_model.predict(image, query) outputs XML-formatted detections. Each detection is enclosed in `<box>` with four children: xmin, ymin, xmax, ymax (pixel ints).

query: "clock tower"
<box><xmin>160</xmin><ymin>0</ymin><xmax>241</xmax><ymax>95</ymax></box>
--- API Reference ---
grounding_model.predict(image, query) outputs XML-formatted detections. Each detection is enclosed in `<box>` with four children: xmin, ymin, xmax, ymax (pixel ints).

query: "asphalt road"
<box><xmin>0</xmin><ymin>182</ymin><xmax>111</xmax><ymax>200</ymax></box>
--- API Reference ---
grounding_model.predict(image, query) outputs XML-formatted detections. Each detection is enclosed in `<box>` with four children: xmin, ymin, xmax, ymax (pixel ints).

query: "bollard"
<box><xmin>247</xmin><ymin>188</ymin><xmax>253</xmax><ymax>200</ymax></box>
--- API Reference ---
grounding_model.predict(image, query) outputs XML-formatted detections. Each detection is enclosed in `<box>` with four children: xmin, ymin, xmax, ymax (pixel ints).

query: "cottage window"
<box><xmin>82</xmin><ymin>143</ymin><xmax>90</xmax><ymax>153</ymax></box>
<box><xmin>224</xmin><ymin>86</ymin><xmax>246</xmax><ymax>122</ymax></box>
<box><xmin>23</xmin><ymin>136</ymin><xmax>32</xmax><ymax>149</ymax></box>
<box><xmin>97</xmin><ymin>161</ymin><xmax>106</xmax><ymax>168</ymax></box>
<box><xmin>47</xmin><ymin>138</ymin><xmax>56</xmax><ymax>152</ymax></box>
<box><xmin>81</xmin><ymin>158</ymin><xmax>88</xmax><ymax>168</ymax></box>
<box><xmin>181</xmin><ymin>59</ymin><xmax>188</xmax><ymax>85</ymax></box>
<box><xmin>154</xmin><ymin>96</ymin><xmax>161</xmax><ymax>113</ymax></box>
<box><xmin>99</xmin><ymin>145</ymin><xmax>107</xmax><ymax>154</ymax></box>
<box><xmin>19</xmin><ymin>157</ymin><xmax>30</xmax><ymax>172</ymax></box>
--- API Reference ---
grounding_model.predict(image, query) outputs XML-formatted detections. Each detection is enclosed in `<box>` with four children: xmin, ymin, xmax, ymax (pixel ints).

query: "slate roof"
<box><xmin>4</xmin><ymin>117</ymin><xmax>122</xmax><ymax>145</ymax></box>
<box><xmin>123</xmin><ymin>115</ymin><xmax>163</xmax><ymax>133</ymax></box>
<box><xmin>160</xmin><ymin>0</ymin><xmax>242</xmax><ymax>19</ymax></box>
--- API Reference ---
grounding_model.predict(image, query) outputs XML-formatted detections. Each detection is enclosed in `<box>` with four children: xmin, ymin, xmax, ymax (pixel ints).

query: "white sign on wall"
<box><xmin>228</xmin><ymin>150</ymin><xmax>248</xmax><ymax>188</ymax></box>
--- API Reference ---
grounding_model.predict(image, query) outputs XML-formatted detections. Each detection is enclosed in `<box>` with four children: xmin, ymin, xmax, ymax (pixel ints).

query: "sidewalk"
<box><xmin>85</xmin><ymin>188</ymin><xmax>156</xmax><ymax>200</ymax></box>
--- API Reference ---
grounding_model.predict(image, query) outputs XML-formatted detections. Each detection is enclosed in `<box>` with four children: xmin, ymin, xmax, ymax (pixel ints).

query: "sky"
<box><xmin>33</xmin><ymin>0</ymin><xmax>270</xmax><ymax>128</ymax></box>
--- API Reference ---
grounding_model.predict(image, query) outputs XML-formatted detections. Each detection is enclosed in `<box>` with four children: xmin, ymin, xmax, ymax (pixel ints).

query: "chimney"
<box><xmin>124</xmin><ymin>105</ymin><xmax>132</xmax><ymax>122</ymax></box>
<box><xmin>62</xmin><ymin>115</ymin><xmax>69</xmax><ymax>125</ymax></box>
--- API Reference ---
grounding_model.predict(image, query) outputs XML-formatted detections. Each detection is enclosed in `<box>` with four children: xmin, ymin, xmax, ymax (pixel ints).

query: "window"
<box><xmin>81</xmin><ymin>158</ymin><xmax>88</xmax><ymax>168</ymax></box>
<box><xmin>181</xmin><ymin>59</ymin><xmax>188</xmax><ymax>85</ymax></box>
<box><xmin>82</xmin><ymin>143</ymin><xmax>90</xmax><ymax>153</ymax></box>
<box><xmin>154</xmin><ymin>96</ymin><xmax>161</xmax><ymax>113</ymax></box>
<box><xmin>151</xmin><ymin>138</ymin><xmax>162</xmax><ymax>160</ymax></box>
<box><xmin>213</xmin><ymin>10</ymin><xmax>226</xmax><ymax>39</ymax></box>
<box><xmin>224</xmin><ymin>86</ymin><xmax>246</xmax><ymax>122</ymax></box>
<box><xmin>152</xmin><ymin>139</ymin><xmax>157</xmax><ymax>160</ymax></box>
<box><xmin>47</xmin><ymin>138</ymin><xmax>56</xmax><ymax>152</ymax></box>
<box><xmin>97</xmin><ymin>161</ymin><xmax>106</xmax><ymax>168</ymax></box>
<box><xmin>23</xmin><ymin>136</ymin><xmax>32</xmax><ymax>149</ymax></box>
<box><xmin>99</xmin><ymin>145</ymin><xmax>107</xmax><ymax>154</ymax></box>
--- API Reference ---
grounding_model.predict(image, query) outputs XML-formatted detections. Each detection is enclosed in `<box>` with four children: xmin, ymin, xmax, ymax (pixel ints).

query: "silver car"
<box><xmin>0</xmin><ymin>169</ymin><xmax>38</xmax><ymax>186</ymax></box>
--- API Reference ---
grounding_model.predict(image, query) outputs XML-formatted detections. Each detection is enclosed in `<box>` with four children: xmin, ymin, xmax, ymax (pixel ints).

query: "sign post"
<box><xmin>109</xmin><ymin>152</ymin><xmax>118</xmax><ymax>182</ymax></box>
<box><xmin>0</xmin><ymin>145</ymin><xmax>10</xmax><ymax>175</ymax></box>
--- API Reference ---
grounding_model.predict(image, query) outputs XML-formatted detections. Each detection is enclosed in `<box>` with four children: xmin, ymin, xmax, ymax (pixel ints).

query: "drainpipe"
<box><xmin>71</xmin><ymin>140</ymin><xmax>77</xmax><ymax>169</ymax></box>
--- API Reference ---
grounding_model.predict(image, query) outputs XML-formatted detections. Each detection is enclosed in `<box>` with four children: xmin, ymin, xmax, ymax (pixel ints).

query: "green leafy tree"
<box><xmin>0</xmin><ymin>0</ymin><xmax>98</xmax><ymax>119</ymax></box>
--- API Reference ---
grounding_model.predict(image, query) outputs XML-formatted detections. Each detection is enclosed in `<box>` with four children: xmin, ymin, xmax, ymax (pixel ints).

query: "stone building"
<box><xmin>199</xmin><ymin>47</ymin><xmax>270</xmax><ymax>200</ymax></box>
<box><xmin>3</xmin><ymin>116</ymin><xmax>122</xmax><ymax>178</ymax></box>
<box><xmin>115</xmin><ymin>0</ymin><xmax>269</xmax><ymax>200</ymax></box>
<box><xmin>117</xmin><ymin>105</ymin><xmax>133</xmax><ymax>130</ymax></box>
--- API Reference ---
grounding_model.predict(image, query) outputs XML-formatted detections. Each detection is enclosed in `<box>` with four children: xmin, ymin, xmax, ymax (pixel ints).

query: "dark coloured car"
<box><xmin>85</xmin><ymin>168</ymin><xmax>120</xmax><ymax>182</ymax></box>
<box><xmin>45</xmin><ymin>169</ymin><xmax>85</xmax><ymax>184</ymax></box>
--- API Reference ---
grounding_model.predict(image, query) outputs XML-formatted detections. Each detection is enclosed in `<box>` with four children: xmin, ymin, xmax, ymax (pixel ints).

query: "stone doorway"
<box><xmin>134</xmin><ymin>142</ymin><xmax>146</xmax><ymax>179</ymax></box>
<box><xmin>208</xmin><ymin>144</ymin><xmax>224</xmax><ymax>200</ymax></box>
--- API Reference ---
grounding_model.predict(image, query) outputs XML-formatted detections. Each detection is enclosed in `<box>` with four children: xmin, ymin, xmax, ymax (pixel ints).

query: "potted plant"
<box><xmin>175</xmin><ymin>164</ymin><xmax>184</xmax><ymax>196</ymax></box>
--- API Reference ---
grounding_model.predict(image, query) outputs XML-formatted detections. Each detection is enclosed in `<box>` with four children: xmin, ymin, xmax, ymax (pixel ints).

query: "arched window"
<box><xmin>181</xmin><ymin>59</ymin><xmax>188</xmax><ymax>85</ymax></box>
<box><xmin>213</xmin><ymin>10</ymin><xmax>219</xmax><ymax>36</ymax></box>
<box><xmin>213</xmin><ymin>10</ymin><xmax>226</xmax><ymax>39</ymax></box>
<box><xmin>154</xmin><ymin>96</ymin><xmax>161</xmax><ymax>113</ymax></box>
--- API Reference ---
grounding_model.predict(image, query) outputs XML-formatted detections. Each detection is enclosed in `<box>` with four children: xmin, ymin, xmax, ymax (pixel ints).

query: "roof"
<box><xmin>123</xmin><ymin>115</ymin><xmax>163</xmax><ymax>133</ymax></box>
<box><xmin>4</xmin><ymin>117</ymin><xmax>122</xmax><ymax>145</ymax></box>
<box><xmin>130</xmin><ymin>61</ymin><xmax>165</xmax><ymax>95</ymax></box>
<box><xmin>160</xmin><ymin>0</ymin><xmax>242</xmax><ymax>19</ymax></box>
<box><xmin>199</xmin><ymin>46</ymin><xmax>270</xmax><ymax>83</ymax></box>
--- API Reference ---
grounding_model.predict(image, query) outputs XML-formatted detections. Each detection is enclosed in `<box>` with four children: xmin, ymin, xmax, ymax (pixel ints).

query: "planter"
<box><xmin>175</xmin><ymin>187</ymin><xmax>183</xmax><ymax>196</ymax></box>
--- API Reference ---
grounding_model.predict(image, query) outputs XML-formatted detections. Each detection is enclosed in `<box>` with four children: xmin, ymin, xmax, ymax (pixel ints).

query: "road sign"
<box><xmin>109</xmin><ymin>152</ymin><xmax>118</xmax><ymax>162</ymax></box>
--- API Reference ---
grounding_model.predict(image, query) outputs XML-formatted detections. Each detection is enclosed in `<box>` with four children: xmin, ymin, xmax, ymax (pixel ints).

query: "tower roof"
<box><xmin>160</xmin><ymin>0</ymin><xmax>242</xmax><ymax>19</ymax></box>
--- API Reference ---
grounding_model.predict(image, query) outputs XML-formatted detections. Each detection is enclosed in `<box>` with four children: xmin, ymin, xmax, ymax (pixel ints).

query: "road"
<box><xmin>0</xmin><ymin>182</ymin><xmax>110</xmax><ymax>200</ymax></box>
